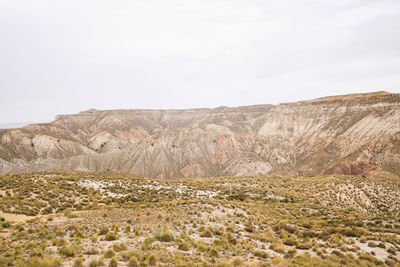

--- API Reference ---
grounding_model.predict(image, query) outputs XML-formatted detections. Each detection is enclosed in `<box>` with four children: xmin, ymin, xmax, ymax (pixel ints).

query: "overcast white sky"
<box><xmin>0</xmin><ymin>0</ymin><xmax>399</xmax><ymax>124</ymax></box>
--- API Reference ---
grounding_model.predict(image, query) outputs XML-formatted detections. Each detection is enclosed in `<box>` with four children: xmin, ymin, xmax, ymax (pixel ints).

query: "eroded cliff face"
<box><xmin>0</xmin><ymin>91</ymin><xmax>399</xmax><ymax>178</ymax></box>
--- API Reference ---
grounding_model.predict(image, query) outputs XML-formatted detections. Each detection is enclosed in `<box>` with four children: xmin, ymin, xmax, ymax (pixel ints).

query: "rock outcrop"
<box><xmin>1</xmin><ymin>91</ymin><xmax>399</xmax><ymax>178</ymax></box>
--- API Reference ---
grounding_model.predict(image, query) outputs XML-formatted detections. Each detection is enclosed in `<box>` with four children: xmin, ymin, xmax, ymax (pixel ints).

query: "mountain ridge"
<box><xmin>1</xmin><ymin>91</ymin><xmax>399</xmax><ymax>178</ymax></box>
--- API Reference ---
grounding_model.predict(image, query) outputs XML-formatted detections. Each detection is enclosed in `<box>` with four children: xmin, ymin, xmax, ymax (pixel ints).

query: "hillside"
<box><xmin>0</xmin><ymin>91</ymin><xmax>399</xmax><ymax>178</ymax></box>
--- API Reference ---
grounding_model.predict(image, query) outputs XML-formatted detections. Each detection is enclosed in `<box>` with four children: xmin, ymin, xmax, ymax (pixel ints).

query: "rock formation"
<box><xmin>1</xmin><ymin>91</ymin><xmax>399</xmax><ymax>178</ymax></box>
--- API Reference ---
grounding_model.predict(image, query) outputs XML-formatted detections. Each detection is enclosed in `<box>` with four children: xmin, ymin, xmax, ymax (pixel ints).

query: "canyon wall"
<box><xmin>1</xmin><ymin>91</ymin><xmax>399</xmax><ymax>178</ymax></box>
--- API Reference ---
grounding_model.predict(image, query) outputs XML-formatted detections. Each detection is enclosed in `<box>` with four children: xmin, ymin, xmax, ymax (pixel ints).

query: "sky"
<box><xmin>0</xmin><ymin>0</ymin><xmax>399</xmax><ymax>124</ymax></box>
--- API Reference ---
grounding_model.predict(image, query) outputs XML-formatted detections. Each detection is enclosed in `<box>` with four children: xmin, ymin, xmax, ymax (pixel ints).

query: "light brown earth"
<box><xmin>0</xmin><ymin>91</ymin><xmax>399</xmax><ymax>178</ymax></box>
<box><xmin>1</xmin><ymin>171</ymin><xmax>400</xmax><ymax>266</ymax></box>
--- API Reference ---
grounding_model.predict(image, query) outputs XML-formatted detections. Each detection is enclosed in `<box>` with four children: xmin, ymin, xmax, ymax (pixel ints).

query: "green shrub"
<box><xmin>148</xmin><ymin>254</ymin><xmax>157</xmax><ymax>266</ymax></box>
<box><xmin>26</xmin><ymin>257</ymin><xmax>61</xmax><ymax>267</ymax></box>
<box><xmin>283</xmin><ymin>237</ymin><xmax>297</xmax><ymax>246</ymax></box>
<box><xmin>60</xmin><ymin>246</ymin><xmax>75</xmax><ymax>257</ymax></box>
<box><xmin>73</xmin><ymin>257</ymin><xmax>85</xmax><ymax>267</ymax></box>
<box><xmin>284</xmin><ymin>248</ymin><xmax>297</xmax><ymax>259</ymax></box>
<box><xmin>128</xmin><ymin>257</ymin><xmax>139</xmax><ymax>267</ymax></box>
<box><xmin>154</xmin><ymin>225</ymin><xmax>173</xmax><ymax>242</ymax></box>
<box><xmin>89</xmin><ymin>259</ymin><xmax>99</xmax><ymax>267</ymax></box>
<box><xmin>377</xmin><ymin>242</ymin><xmax>386</xmax><ymax>249</ymax></box>
<box><xmin>63</xmin><ymin>209</ymin><xmax>78</xmax><ymax>218</ymax></box>
<box><xmin>112</xmin><ymin>243</ymin><xmax>126</xmax><ymax>252</ymax></box>
<box><xmin>121</xmin><ymin>250</ymin><xmax>139</xmax><ymax>261</ymax></box>
<box><xmin>104</xmin><ymin>249</ymin><xmax>115</xmax><ymax>258</ymax></box>
<box><xmin>346</xmin><ymin>206</ymin><xmax>355</xmax><ymax>212</ymax></box>
<box><xmin>105</xmin><ymin>232</ymin><xmax>118</xmax><ymax>241</ymax></box>
<box><xmin>109</xmin><ymin>257</ymin><xmax>118</xmax><ymax>267</ymax></box>
<box><xmin>331</xmin><ymin>250</ymin><xmax>344</xmax><ymax>258</ymax></box>
<box><xmin>200</xmin><ymin>229</ymin><xmax>213</xmax><ymax>238</ymax></box>
<box><xmin>230</xmin><ymin>258</ymin><xmax>242</xmax><ymax>267</ymax></box>
<box><xmin>209</xmin><ymin>248</ymin><xmax>219</xmax><ymax>257</ymax></box>
<box><xmin>226</xmin><ymin>233</ymin><xmax>237</xmax><ymax>245</ymax></box>
<box><xmin>59</xmin><ymin>242</ymin><xmax>81</xmax><ymax>257</ymax></box>
<box><xmin>141</xmin><ymin>237</ymin><xmax>154</xmax><ymax>250</ymax></box>
<box><xmin>227</xmin><ymin>194</ymin><xmax>246</xmax><ymax>201</ymax></box>
<box><xmin>2</xmin><ymin>221</ymin><xmax>11</xmax><ymax>228</ymax></box>
<box><xmin>99</xmin><ymin>225</ymin><xmax>109</xmax><ymax>235</ymax></box>
<box><xmin>244</xmin><ymin>223</ymin><xmax>255</xmax><ymax>233</ymax></box>
<box><xmin>270</xmin><ymin>243</ymin><xmax>285</xmax><ymax>254</ymax></box>
<box><xmin>254</xmin><ymin>250</ymin><xmax>269</xmax><ymax>259</ymax></box>
<box><xmin>387</xmin><ymin>247</ymin><xmax>396</xmax><ymax>255</ymax></box>
<box><xmin>385</xmin><ymin>258</ymin><xmax>396</xmax><ymax>266</ymax></box>
<box><xmin>178</xmin><ymin>241</ymin><xmax>190</xmax><ymax>251</ymax></box>
<box><xmin>296</xmin><ymin>242</ymin><xmax>312</xmax><ymax>250</ymax></box>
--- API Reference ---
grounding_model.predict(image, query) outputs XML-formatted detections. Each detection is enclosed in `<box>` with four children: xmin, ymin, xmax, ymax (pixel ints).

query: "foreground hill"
<box><xmin>0</xmin><ymin>171</ymin><xmax>399</xmax><ymax>266</ymax></box>
<box><xmin>1</xmin><ymin>91</ymin><xmax>399</xmax><ymax>177</ymax></box>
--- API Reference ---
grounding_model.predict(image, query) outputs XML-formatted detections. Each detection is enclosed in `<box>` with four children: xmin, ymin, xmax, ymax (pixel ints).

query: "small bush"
<box><xmin>99</xmin><ymin>225</ymin><xmax>109</xmax><ymax>235</ymax></box>
<box><xmin>154</xmin><ymin>225</ymin><xmax>173</xmax><ymax>242</ymax></box>
<box><xmin>230</xmin><ymin>258</ymin><xmax>242</xmax><ymax>267</ymax></box>
<box><xmin>148</xmin><ymin>254</ymin><xmax>157</xmax><ymax>266</ymax></box>
<box><xmin>200</xmin><ymin>229</ymin><xmax>213</xmax><ymax>238</ymax></box>
<box><xmin>85</xmin><ymin>247</ymin><xmax>99</xmax><ymax>255</ymax></box>
<box><xmin>59</xmin><ymin>242</ymin><xmax>81</xmax><ymax>257</ymax></box>
<box><xmin>109</xmin><ymin>257</ymin><xmax>118</xmax><ymax>267</ymax></box>
<box><xmin>283</xmin><ymin>238</ymin><xmax>297</xmax><ymax>246</ymax></box>
<box><xmin>331</xmin><ymin>250</ymin><xmax>344</xmax><ymax>257</ymax></box>
<box><xmin>26</xmin><ymin>257</ymin><xmax>61</xmax><ymax>267</ymax></box>
<box><xmin>270</xmin><ymin>243</ymin><xmax>285</xmax><ymax>254</ymax></box>
<box><xmin>296</xmin><ymin>241</ymin><xmax>312</xmax><ymax>250</ymax></box>
<box><xmin>73</xmin><ymin>257</ymin><xmax>85</xmax><ymax>267</ymax></box>
<box><xmin>227</xmin><ymin>194</ymin><xmax>246</xmax><ymax>201</ymax></box>
<box><xmin>128</xmin><ymin>257</ymin><xmax>139</xmax><ymax>267</ymax></box>
<box><xmin>387</xmin><ymin>247</ymin><xmax>396</xmax><ymax>255</ymax></box>
<box><xmin>89</xmin><ymin>257</ymin><xmax>104</xmax><ymax>267</ymax></box>
<box><xmin>377</xmin><ymin>242</ymin><xmax>386</xmax><ymax>249</ymax></box>
<box><xmin>104</xmin><ymin>249</ymin><xmax>115</xmax><ymax>258</ymax></box>
<box><xmin>254</xmin><ymin>250</ymin><xmax>269</xmax><ymax>259</ymax></box>
<box><xmin>178</xmin><ymin>241</ymin><xmax>190</xmax><ymax>251</ymax></box>
<box><xmin>63</xmin><ymin>209</ymin><xmax>78</xmax><ymax>218</ymax></box>
<box><xmin>209</xmin><ymin>248</ymin><xmax>219</xmax><ymax>257</ymax></box>
<box><xmin>60</xmin><ymin>246</ymin><xmax>75</xmax><ymax>257</ymax></box>
<box><xmin>2</xmin><ymin>221</ymin><xmax>11</xmax><ymax>228</ymax></box>
<box><xmin>385</xmin><ymin>258</ymin><xmax>397</xmax><ymax>266</ymax></box>
<box><xmin>105</xmin><ymin>232</ymin><xmax>118</xmax><ymax>241</ymax></box>
<box><xmin>244</xmin><ymin>223</ymin><xmax>255</xmax><ymax>233</ymax></box>
<box><xmin>284</xmin><ymin>248</ymin><xmax>297</xmax><ymax>259</ymax></box>
<box><xmin>121</xmin><ymin>250</ymin><xmax>139</xmax><ymax>261</ymax></box>
<box><xmin>113</xmin><ymin>243</ymin><xmax>127</xmax><ymax>252</ymax></box>
<box><xmin>141</xmin><ymin>237</ymin><xmax>154</xmax><ymax>250</ymax></box>
<box><xmin>88</xmin><ymin>259</ymin><xmax>99</xmax><ymax>267</ymax></box>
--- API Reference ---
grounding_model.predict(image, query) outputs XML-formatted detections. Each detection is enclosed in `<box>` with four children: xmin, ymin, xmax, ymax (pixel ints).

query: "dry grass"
<box><xmin>0</xmin><ymin>171</ymin><xmax>399</xmax><ymax>266</ymax></box>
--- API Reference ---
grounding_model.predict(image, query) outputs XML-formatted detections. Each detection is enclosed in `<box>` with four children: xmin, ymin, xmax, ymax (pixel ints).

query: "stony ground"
<box><xmin>0</xmin><ymin>171</ymin><xmax>400</xmax><ymax>266</ymax></box>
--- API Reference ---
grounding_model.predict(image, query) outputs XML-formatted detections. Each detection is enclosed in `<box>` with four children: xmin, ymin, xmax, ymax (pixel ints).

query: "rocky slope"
<box><xmin>0</xmin><ymin>91</ymin><xmax>399</xmax><ymax>178</ymax></box>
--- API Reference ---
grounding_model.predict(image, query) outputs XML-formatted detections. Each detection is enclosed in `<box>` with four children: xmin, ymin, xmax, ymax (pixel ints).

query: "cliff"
<box><xmin>1</xmin><ymin>91</ymin><xmax>399</xmax><ymax>177</ymax></box>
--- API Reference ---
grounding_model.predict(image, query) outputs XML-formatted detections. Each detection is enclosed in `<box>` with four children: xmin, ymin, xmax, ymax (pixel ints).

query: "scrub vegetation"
<box><xmin>0</xmin><ymin>171</ymin><xmax>399</xmax><ymax>266</ymax></box>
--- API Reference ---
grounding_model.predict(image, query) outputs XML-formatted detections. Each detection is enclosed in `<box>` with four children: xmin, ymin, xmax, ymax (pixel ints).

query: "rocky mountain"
<box><xmin>0</xmin><ymin>91</ymin><xmax>399</xmax><ymax>178</ymax></box>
